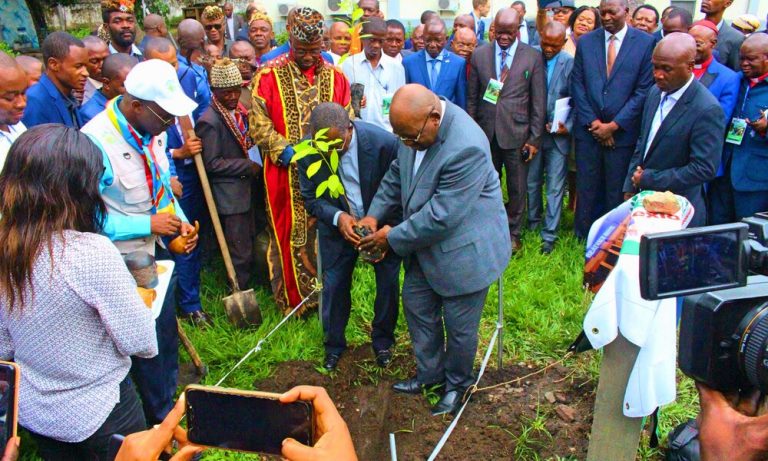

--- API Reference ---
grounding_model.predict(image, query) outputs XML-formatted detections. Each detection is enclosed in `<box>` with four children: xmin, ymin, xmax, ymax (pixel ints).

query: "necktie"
<box><xmin>429</xmin><ymin>59</ymin><xmax>439</xmax><ymax>89</ymax></box>
<box><xmin>606</xmin><ymin>34</ymin><xmax>617</xmax><ymax>76</ymax></box>
<box><xmin>500</xmin><ymin>50</ymin><xmax>509</xmax><ymax>82</ymax></box>
<box><xmin>658</xmin><ymin>94</ymin><xmax>670</xmax><ymax>123</ymax></box>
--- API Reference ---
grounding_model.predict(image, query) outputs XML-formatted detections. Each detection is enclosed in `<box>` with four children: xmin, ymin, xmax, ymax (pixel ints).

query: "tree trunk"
<box><xmin>25</xmin><ymin>0</ymin><xmax>48</xmax><ymax>43</ymax></box>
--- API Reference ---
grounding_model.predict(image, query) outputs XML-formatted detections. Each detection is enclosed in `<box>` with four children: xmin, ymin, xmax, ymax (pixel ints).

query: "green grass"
<box><xmin>16</xmin><ymin>209</ymin><xmax>701</xmax><ymax>460</ymax></box>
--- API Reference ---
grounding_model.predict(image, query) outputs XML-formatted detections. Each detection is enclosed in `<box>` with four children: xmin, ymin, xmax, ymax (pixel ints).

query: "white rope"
<box><xmin>214</xmin><ymin>286</ymin><xmax>319</xmax><ymax>387</ymax></box>
<box><xmin>426</xmin><ymin>327</ymin><xmax>500</xmax><ymax>461</ymax></box>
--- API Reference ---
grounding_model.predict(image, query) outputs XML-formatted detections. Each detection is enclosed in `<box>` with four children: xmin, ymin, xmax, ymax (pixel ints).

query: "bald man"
<box><xmin>15</xmin><ymin>55</ymin><xmax>42</xmax><ymax>86</ymax></box>
<box><xmin>689</xmin><ymin>21</ymin><xmax>739</xmax><ymax>124</ymax></box>
<box><xmin>446</xmin><ymin>14</ymin><xmax>480</xmax><ymax>51</ymax></box>
<box><xmin>622</xmin><ymin>33</ymin><xmax>724</xmax><ymax>227</ymax></box>
<box><xmin>139</xmin><ymin>14</ymin><xmax>171</xmax><ymax>53</ymax></box>
<box><xmin>177</xmin><ymin>19</ymin><xmax>211</xmax><ymax>121</ymax></box>
<box><xmin>82</xmin><ymin>36</ymin><xmax>109</xmax><ymax>103</ymax></box>
<box><xmin>0</xmin><ymin>52</ymin><xmax>28</xmax><ymax>167</ymax></box>
<box><xmin>451</xmin><ymin>27</ymin><xmax>477</xmax><ymax>79</ymax></box>
<box><xmin>358</xmin><ymin>84</ymin><xmax>511</xmax><ymax>416</ymax></box>
<box><xmin>714</xmin><ymin>33</ymin><xmax>768</xmax><ymax>222</ymax></box>
<box><xmin>410</xmin><ymin>24</ymin><xmax>426</xmax><ymax>51</ymax></box>
<box><xmin>223</xmin><ymin>2</ymin><xmax>244</xmax><ymax>41</ymax></box>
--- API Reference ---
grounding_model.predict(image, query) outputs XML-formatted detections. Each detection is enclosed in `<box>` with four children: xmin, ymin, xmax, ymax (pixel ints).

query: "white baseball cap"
<box><xmin>123</xmin><ymin>59</ymin><xmax>198</xmax><ymax>117</ymax></box>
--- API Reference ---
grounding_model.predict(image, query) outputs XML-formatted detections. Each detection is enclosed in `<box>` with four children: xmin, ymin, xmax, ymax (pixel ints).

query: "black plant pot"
<box><xmin>351</xmin><ymin>82</ymin><xmax>365</xmax><ymax>118</ymax></box>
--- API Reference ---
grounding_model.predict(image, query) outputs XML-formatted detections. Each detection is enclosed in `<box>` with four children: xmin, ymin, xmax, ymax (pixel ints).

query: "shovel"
<box><xmin>183</xmin><ymin>125</ymin><xmax>262</xmax><ymax>328</ymax></box>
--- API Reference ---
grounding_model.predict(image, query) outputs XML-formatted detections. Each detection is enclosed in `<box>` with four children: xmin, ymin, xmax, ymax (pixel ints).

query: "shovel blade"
<box><xmin>223</xmin><ymin>289</ymin><xmax>262</xmax><ymax>329</ymax></box>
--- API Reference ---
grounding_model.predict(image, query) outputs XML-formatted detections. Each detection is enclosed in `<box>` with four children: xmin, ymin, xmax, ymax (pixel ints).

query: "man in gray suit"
<box><xmin>358</xmin><ymin>84</ymin><xmax>511</xmax><ymax>416</ymax></box>
<box><xmin>527</xmin><ymin>22</ymin><xmax>573</xmax><ymax>255</ymax></box>
<box><xmin>701</xmin><ymin>0</ymin><xmax>745</xmax><ymax>71</ymax></box>
<box><xmin>467</xmin><ymin>7</ymin><xmax>547</xmax><ymax>253</ymax></box>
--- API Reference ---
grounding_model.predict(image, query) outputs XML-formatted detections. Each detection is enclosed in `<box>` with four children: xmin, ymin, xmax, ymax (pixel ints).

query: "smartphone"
<box><xmin>0</xmin><ymin>362</ymin><xmax>19</xmax><ymax>454</ymax></box>
<box><xmin>185</xmin><ymin>385</ymin><xmax>314</xmax><ymax>455</ymax></box>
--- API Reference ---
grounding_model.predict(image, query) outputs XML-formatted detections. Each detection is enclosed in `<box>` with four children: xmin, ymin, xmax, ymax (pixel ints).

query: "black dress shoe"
<box><xmin>375</xmin><ymin>349</ymin><xmax>392</xmax><ymax>367</ymax></box>
<box><xmin>392</xmin><ymin>377</ymin><xmax>444</xmax><ymax>394</ymax></box>
<box><xmin>323</xmin><ymin>353</ymin><xmax>341</xmax><ymax>371</ymax></box>
<box><xmin>186</xmin><ymin>311</ymin><xmax>212</xmax><ymax>328</ymax></box>
<box><xmin>541</xmin><ymin>240</ymin><xmax>555</xmax><ymax>255</ymax></box>
<box><xmin>431</xmin><ymin>389</ymin><xmax>466</xmax><ymax>416</ymax></box>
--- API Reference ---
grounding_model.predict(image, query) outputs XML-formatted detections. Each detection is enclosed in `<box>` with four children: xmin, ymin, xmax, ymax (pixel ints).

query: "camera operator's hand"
<box><xmin>697</xmin><ymin>382</ymin><xmax>768</xmax><ymax>461</ymax></box>
<box><xmin>115</xmin><ymin>396</ymin><xmax>203</xmax><ymax>461</ymax></box>
<box><xmin>1</xmin><ymin>437</ymin><xmax>19</xmax><ymax>461</ymax></box>
<box><xmin>280</xmin><ymin>386</ymin><xmax>357</xmax><ymax>461</ymax></box>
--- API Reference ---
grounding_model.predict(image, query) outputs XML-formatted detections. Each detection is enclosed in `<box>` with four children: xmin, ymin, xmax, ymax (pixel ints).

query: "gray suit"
<box><xmin>715</xmin><ymin>22</ymin><xmax>746</xmax><ymax>72</ymax></box>
<box><xmin>527</xmin><ymin>51</ymin><xmax>574</xmax><ymax>243</ymax></box>
<box><xmin>368</xmin><ymin>99</ymin><xmax>511</xmax><ymax>391</ymax></box>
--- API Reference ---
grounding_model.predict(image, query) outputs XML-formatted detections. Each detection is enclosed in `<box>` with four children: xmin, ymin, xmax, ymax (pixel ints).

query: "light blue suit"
<box><xmin>403</xmin><ymin>50</ymin><xmax>467</xmax><ymax>109</ymax></box>
<box><xmin>367</xmin><ymin>99</ymin><xmax>511</xmax><ymax>391</ymax></box>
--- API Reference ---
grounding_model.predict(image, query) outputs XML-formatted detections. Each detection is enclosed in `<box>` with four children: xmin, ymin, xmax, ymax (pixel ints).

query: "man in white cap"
<box><xmin>81</xmin><ymin>58</ymin><xmax>198</xmax><ymax>426</ymax></box>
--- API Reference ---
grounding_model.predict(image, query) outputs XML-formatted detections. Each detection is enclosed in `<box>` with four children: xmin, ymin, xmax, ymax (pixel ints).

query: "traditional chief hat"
<box><xmin>209</xmin><ymin>58</ymin><xmax>244</xmax><ymax>89</ymax></box>
<box><xmin>249</xmin><ymin>10</ymin><xmax>273</xmax><ymax>27</ymax></box>
<box><xmin>732</xmin><ymin>14</ymin><xmax>761</xmax><ymax>34</ymax></box>
<box><xmin>201</xmin><ymin>5</ymin><xmax>224</xmax><ymax>21</ymax></box>
<box><xmin>101</xmin><ymin>0</ymin><xmax>134</xmax><ymax>14</ymax></box>
<box><xmin>291</xmin><ymin>7</ymin><xmax>324</xmax><ymax>43</ymax></box>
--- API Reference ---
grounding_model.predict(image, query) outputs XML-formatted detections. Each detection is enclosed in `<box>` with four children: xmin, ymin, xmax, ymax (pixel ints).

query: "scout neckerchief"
<box><xmin>106</xmin><ymin>96</ymin><xmax>177</xmax><ymax>215</ymax></box>
<box><xmin>211</xmin><ymin>95</ymin><xmax>250</xmax><ymax>157</ymax></box>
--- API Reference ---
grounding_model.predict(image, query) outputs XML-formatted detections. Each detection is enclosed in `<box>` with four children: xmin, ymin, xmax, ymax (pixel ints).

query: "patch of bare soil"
<box><xmin>253</xmin><ymin>346</ymin><xmax>594</xmax><ymax>460</ymax></box>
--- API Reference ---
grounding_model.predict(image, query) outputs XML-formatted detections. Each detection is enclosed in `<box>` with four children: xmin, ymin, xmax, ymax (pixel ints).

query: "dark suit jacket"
<box><xmin>467</xmin><ymin>41</ymin><xmax>547</xmax><ymax>150</ymax></box>
<box><xmin>195</xmin><ymin>106</ymin><xmax>258</xmax><ymax>216</ymax></box>
<box><xmin>623</xmin><ymin>81</ymin><xmax>725</xmax><ymax>227</ymax></box>
<box><xmin>570</xmin><ymin>27</ymin><xmax>655</xmax><ymax>147</ymax></box>
<box><xmin>725</xmin><ymin>74</ymin><xmax>768</xmax><ymax>193</ymax></box>
<box><xmin>22</xmin><ymin>74</ymin><xmax>82</xmax><ymax>129</ymax></box>
<box><xmin>297</xmin><ymin>121</ymin><xmax>400</xmax><ymax>267</ymax></box>
<box><xmin>715</xmin><ymin>23</ymin><xmax>746</xmax><ymax>72</ymax></box>
<box><xmin>403</xmin><ymin>49</ymin><xmax>467</xmax><ymax>109</ymax></box>
<box><xmin>225</xmin><ymin>14</ymin><xmax>244</xmax><ymax>41</ymax></box>
<box><xmin>367</xmin><ymin>100</ymin><xmax>511</xmax><ymax>297</ymax></box>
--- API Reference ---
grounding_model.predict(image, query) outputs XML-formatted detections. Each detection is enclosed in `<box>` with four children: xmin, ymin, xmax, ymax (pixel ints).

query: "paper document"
<box><xmin>248</xmin><ymin>145</ymin><xmax>263</xmax><ymax>166</ymax></box>
<box><xmin>550</xmin><ymin>97</ymin><xmax>571</xmax><ymax>133</ymax></box>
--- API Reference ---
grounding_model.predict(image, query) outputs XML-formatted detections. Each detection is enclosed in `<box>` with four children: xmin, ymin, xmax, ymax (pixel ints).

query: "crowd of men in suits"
<box><xmin>0</xmin><ymin>0</ymin><xmax>767</xmax><ymax>421</ymax></box>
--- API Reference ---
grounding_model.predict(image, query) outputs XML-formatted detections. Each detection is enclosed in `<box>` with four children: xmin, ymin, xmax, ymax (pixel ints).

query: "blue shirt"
<box><xmin>426</xmin><ymin>50</ymin><xmax>445</xmax><ymax>89</ymax></box>
<box><xmin>79</xmin><ymin>90</ymin><xmax>108</xmax><ymax>126</ymax></box>
<box><xmin>335</xmin><ymin>128</ymin><xmax>363</xmax><ymax>221</ymax></box>
<box><xmin>177</xmin><ymin>55</ymin><xmax>211</xmax><ymax>121</ymax></box>
<box><xmin>89</xmin><ymin>106</ymin><xmax>188</xmax><ymax>242</ymax></box>
<box><xmin>546</xmin><ymin>52</ymin><xmax>560</xmax><ymax>86</ymax></box>
<box><xmin>495</xmin><ymin>40</ymin><xmax>518</xmax><ymax>81</ymax></box>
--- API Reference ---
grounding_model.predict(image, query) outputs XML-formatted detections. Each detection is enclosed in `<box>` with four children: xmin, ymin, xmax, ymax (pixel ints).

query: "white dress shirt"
<box><xmin>227</xmin><ymin>16</ymin><xmax>235</xmax><ymax>40</ymax></box>
<box><xmin>494</xmin><ymin>40</ymin><xmax>518</xmax><ymax>80</ymax></box>
<box><xmin>414</xmin><ymin>100</ymin><xmax>447</xmax><ymax>177</ymax></box>
<box><xmin>520</xmin><ymin>22</ymin><xmax>529</xmax><ymax>44</ymax></box>
<box><xmin>604</xmin><ymin>23</ymin><xmax>628</xmax><ymax>64</ymax></box>
<box><xmin>342</xmin><ymin>52</ymin><xmax>405</xmax><ymax>132</ymax></box>
<box><xmin>333</xmin><ymin>128</ymin><xmax>364</xmax><ymax>225</ymax></box>
<box><xmin>644</xmin><ymin>76</ymin><xmax>695</xmax><ymax>159</ymax></box>
<box><xmin>0</xmin><ymin>121</ymin><xmax>26</xmax><ymax>170</ymax></box>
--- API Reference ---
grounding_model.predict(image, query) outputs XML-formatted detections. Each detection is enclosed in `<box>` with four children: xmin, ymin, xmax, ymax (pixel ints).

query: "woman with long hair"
<box><xmin>564</xmin><ymin>6</ymin><xmax>601</xmax><ymax>56</ymax></box>
<box><xmin>0</xmin><ymin>124</ymin><xmax>157</xmax><ymax>460</ymax></box>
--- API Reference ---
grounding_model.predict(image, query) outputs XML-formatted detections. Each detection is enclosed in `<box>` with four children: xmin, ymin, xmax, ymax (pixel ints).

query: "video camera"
<box><xmin>639</xmin><ymin>213</ymin><xmax>768</xmax><ymax>393</ymax></box>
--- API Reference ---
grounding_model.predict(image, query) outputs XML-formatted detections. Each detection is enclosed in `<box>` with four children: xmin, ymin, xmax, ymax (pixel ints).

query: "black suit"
<box><xmin>622</xmin><ymin>80</ymin><xmax>725</xmax><ymax>227</ymax></box>
<box><xmin>298</xmin><ymin>121</ymin><xmax>402</xmax><ymax>355</ymax></box>
<box><xmin>196</xmin><ymin>106</ymin><xmax>266</xmax><ymax>287</ymax></box>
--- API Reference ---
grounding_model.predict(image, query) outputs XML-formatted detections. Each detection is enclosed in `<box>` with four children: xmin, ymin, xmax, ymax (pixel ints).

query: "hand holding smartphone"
<box><xmin>185</xmin><ymin>385</ymin><xmax>314</xmax><ymax>455</ymax></box>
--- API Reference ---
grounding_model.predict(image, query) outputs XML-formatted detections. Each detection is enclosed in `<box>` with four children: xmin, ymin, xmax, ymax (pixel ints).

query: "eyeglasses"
<box><xmin>399</xmin><ymin>102</ymin><xmax>436</xmax><ymax>144</ymax></box>
<box><xmin>204</xmin><ymin>24</ymin><xmax>222</xmax><ymax>31</ymax></box>
<box><xmin>143</xmin><ymin>103</ymin><xmax>174</xmax><ymax>127</ymax></box>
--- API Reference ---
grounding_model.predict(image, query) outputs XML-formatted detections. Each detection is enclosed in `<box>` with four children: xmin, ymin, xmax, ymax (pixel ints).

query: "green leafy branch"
<box><xmin>292</xmin><ymin>128</ymin><xmax>346</xmax><ymax>199</ymax></box>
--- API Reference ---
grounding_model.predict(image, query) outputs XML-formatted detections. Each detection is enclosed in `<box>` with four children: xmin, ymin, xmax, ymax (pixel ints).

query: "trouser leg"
<box><xmin>442</xmin><ymin>286</ymin><xmax>489</xmax><ymax>391</ymax></box>
<box><xmin>574</xmin><ymin>139</ymin><xmax>603</xmax><ymax>239</ymax></box>
<box><xmin>401</xmin><ymin>259</ymin><xmax>444</xmax><ymax>385</ymax></box>
<box><xmin>173</xmin><ymin>164</ymin><xmax>203</xmax><ymax>314</ymax></box>
<box><xmin>221</xmin><ymin>210</ymin><xmax>256</xmax><ymax>289</ymax></box>
<box><xmin>371</xmin><ymin>252</ymin><xmax>401</xmax><ymax>352</ymax></box>
<box><xmin>526</xmin><ymin>144</ymin><xmax>544</xmax><ymax>229</ymax></box>
<box><xmin>320</xmin><ymin>245</ymin><xmax>357</xmax><ymax>355</ymax></box>
<box><xmin>542</xmin><ymin>146</ymin><xmax>567</xmax><ymax>243</ymax></box>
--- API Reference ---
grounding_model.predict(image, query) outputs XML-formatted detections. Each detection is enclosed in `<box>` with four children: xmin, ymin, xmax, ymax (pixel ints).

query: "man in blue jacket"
<box><xmin>715</xmin><ymin>33</ymin><xmax>768</xmax><ymax>222</ymax></box>
<box><xmin>22</xmin><ymin>32</ymin><xmax>88</xmax><ymax>129</ymax></box>
<box><xmin>403</xmin><ymin>20</ymin><xmax>467</xmax><ymax>110</ymax></box>
<box><xmin>570</xmin><ymin>0</ymin><xmax>655</xmax><ymax>238</ymax></box>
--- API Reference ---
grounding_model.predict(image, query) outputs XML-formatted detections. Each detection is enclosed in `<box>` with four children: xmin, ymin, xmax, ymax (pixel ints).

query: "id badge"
<box><xmin>483</xmin><ymin>78</ymin><xmax>504</xmax><ymax>105</ymax></box>
<box><xmin>725</xmin><ymin>117</ymin><xmax>747</xmax><ymax>145</ymax></box>
<box><xmin>382</xmin><ymin>95</ymin><xmax>392</xmax><ymax>117</ymax></box>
